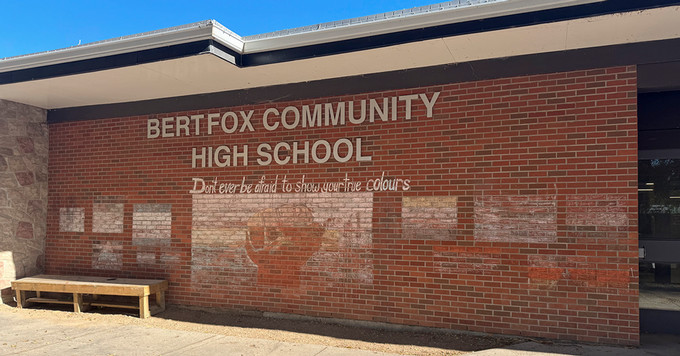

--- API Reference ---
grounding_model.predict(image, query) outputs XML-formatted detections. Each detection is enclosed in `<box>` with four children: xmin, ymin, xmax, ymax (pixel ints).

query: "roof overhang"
<box><xmin>1</xmin><ymin>0</ymin><xmax>680</xmax><ymax>116</ymax></box>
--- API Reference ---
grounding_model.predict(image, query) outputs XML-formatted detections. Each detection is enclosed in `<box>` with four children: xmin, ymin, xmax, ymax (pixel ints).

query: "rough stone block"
<box><xmin>16</xmin><ymin>221</ymin><xmax>33</xmax><ymax>239</ymax></box>
<box><xmin>15</xmin><ymin>137</ymin><xmax>34</xmax><ymax>154</ymax></box>
<box><xmin>14</xmin><ymin>171</ymin><xmax>34</xmax><ymax>186</ymax></box>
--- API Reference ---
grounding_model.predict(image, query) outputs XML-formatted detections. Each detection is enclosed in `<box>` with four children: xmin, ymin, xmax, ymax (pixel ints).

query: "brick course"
<box><xmin>46</xmin><ymin>66</ymin><xmax>639</xmax><ymax>345</ymax></box>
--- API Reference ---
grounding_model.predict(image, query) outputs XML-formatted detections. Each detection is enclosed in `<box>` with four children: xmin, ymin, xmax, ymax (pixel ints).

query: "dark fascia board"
<box><xmin>47</xmin><ymin>36</ymin><xmax>680</xmax><ymax>124</ymax></box>
<box><xmin>4</xmin><ymin>0</ymin><xmax>680</xmax><ymax>86</ymax></box>
<box><xmin>241</xmin><ymin>0</ymin><xmax>680</xmax><ymax>66</ymax></box>
<box><xmin>0</xmin><ymin>40</ymin><xmax>241</xmax><ymax>85</ymax></box>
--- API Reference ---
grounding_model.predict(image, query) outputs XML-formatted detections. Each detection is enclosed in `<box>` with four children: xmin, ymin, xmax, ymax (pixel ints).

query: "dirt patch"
<box><xmin>0</xmin><ymin>302</ymin><xmax>523</xmax><ymax>355</ymax></box>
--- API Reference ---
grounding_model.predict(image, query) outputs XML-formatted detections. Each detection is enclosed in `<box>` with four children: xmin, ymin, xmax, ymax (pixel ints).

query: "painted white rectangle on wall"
<box><xmin>474</xmin><ymin>195</ymin><xmax>557</xmax><ymax>242</ymax></box>
<box><xmin>92</xmin><ymin>241</ymin><xmax>123</xmax><ymax>270</ymax></box>
<box><xmin>402</xmin><ymin>196</ymin><xmax>457</xmax><ymax>240</ymax></box>
<box><xmin>132</xmin><ymin>204</ymin><xmax>171</xmax><ymax>246</ymax></box>
<box><xmin>93</xmin><ymin>203</ymin><xmax>124</xmax><ymax>233</ymax></box>
<box><xmin>565</xmin><ymin>194</ymin><xmax>628</xmax><ymax>227</ymax></box>
<box><xmin>59</xmin><ymin>207</ymin><xmax>84</xmax><ymax>232</ymax></box>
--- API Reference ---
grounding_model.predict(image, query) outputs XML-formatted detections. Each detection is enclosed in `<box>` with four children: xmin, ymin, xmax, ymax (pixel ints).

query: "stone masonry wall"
<box><xmin>45</xmin><ymin>66</ymin><xmax>638</xmax><ymax>345</ymax></box>
<box><xmin>0</xmin><ymin>99</ymin><xmax>48</xmax><ymax>302</ymax></box>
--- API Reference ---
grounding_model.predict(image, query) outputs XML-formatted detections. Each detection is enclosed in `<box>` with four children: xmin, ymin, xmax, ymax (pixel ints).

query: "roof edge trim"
<box><xmin>0</xmin><ymin>21</ymin><xmax>244</xmax><ymax>73</ymax></box>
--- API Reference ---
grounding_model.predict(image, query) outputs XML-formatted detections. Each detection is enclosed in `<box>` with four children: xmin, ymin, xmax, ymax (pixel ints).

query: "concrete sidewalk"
<box><xmin>1</xmin><ymin>307</ymin><xmax>679</xmax><ymax>355</ymax></box>
<box><xmin>0</xmin><ymin>311</ymin><xmax>402</xmax><ymax>356</ymax></box>
<box><xmin>468</xmin><ymin>334</ymin><xmax>680</xmax><ymax>356</ymax></box>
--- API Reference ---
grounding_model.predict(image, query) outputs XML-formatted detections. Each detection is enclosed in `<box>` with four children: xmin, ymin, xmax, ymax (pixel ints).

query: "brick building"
<box><xmin>2</xmin><ymin>0</ymin><xmax>680</xmax><ymax>345</ymax></box>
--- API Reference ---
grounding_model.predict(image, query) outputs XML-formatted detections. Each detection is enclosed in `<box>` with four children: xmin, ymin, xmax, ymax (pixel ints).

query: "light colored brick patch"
<box><xmin>565</xmin><ymin>194</ymin><xmax>628</xmax><ymax>227</ymax></box>
<box><xmin>59</xmin><ymin>207</ymin><xmax>84</xmax><ymax>232</ymax></box>
<box><xmin>402</xmin><ymin>196</ymin><xmax>457</xmax><ymax>240</ymax></box>
<box><xmin>92</xmin><ymin>241</ymin><xmax>123</xmax><ymax>270</ymax></box>
<box><xmin>136</xmin><ymin>251</ymin><xmax>156</xmax><ymax>266</ymax></box>
<box><xmin>93</xmin><ymin>203</ymin><xmax>124</xmax><ymax>233</ymax></box>
<box><xmin>132</xmin><ymin>204</ymin><xmax>171</xmax><ymax>245</ymax></box>
<box><xmin>474</xmin><ymin>195</ymin><xmax>557</xmax><ymax>242</ymax></box>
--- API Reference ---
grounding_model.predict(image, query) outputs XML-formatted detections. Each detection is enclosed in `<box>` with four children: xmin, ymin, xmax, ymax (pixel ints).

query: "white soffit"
<box><xmin>0</xmin><ymin>5</ymin><xmax>678</xmax><ymax>109</ymax></box>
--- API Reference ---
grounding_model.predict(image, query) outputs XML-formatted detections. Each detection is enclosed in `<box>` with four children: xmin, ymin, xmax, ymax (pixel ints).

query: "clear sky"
<box><xmin>0</xmin><ymin>0</ymin><xmax>439</xmax><ymax>59</ymax></box>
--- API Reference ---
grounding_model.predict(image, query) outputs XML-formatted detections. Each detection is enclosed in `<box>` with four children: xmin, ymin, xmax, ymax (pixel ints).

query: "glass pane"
<box><xmin>639</xmin><ymin>159</ymin><xmax>680</xmax><ymax>241</ymax></box>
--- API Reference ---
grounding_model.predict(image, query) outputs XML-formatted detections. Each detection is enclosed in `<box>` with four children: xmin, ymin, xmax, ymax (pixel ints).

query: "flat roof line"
<box><xmin>0</xmin><ymin>0</ymin><xmax>605</xmax><ymax>72</ymax></box>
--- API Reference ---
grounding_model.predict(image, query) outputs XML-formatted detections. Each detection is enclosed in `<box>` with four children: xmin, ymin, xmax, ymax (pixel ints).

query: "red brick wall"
<box><xmin>46</xmin><ymin>66</ymin><xmax>639</xmax><ymax>345</ymax></box>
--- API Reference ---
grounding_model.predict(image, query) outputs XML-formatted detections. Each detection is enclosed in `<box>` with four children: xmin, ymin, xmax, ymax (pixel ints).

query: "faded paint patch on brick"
<box><xmin>132</xmin><ymin>204</ymin><xmax>171</xmax><ymax>246</ymax></box>
<box><xmin>433</xmin><ymin>246</ymin><xmax>501</xmax><ymax>275</ymax></box>
<box><xmin>136</xmin><ymin>251</ymin><xmax>156</xmax><ymax>266</ymax></box>
<box><xmin>402</xmin><ymin>196</ymin><xmax>457</xmax><ymax>240</ymax></box>
<box><xmin>93</xmin><ymin>203</ymin><xmax>124</xmax><ymax>233</ymax></box>
<box><xmin>59</xmin><ymin>207</ymin><xmax>84</xmax><ymax>232</ymax></box>
<box><xmin>528</xmin><ymin>255</ymin><xmax>564</xmax><ymax>289</ymax></box>
<box><xmin>92</xmin><ymin>241</ymin><xmax>123</xmax><ymax>270</ymax></box>
<box><xmin>191</xmin><ymin>192</ymin><xmax>373</xmax><ymax>288</ymax></box>
<box><xmin>565</xmin><ymin>194</ymin><xmax>628</xmax><ymax>227</ymax></box>
<box><xmin>569</xmin><ymin>268</ymin><xmax>631</xmax><ymax>288</ymax></box>
<box><xmin>474</xmin><ymin>195</ymin><xmax>557</xmax><ymax>242</ymax></box>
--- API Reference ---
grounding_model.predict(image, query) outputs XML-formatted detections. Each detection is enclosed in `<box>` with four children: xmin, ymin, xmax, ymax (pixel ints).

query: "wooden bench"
<box><xmin>11</xmin><ymin>274</ymin><xmax>168</xmax><ymax>318</ymax></box>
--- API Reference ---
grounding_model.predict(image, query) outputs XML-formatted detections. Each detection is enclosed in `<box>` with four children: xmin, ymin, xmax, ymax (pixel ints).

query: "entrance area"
<box><xmin>638</xmin><ymin>91</ymin><xmax>680</xmax><ymax>334</ymax></box>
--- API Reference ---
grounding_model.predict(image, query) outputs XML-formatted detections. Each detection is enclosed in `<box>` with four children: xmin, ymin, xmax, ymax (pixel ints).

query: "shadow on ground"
<box><xmin>151</xmin><ymin>305</ymin><xmax>522</xmax><ymax>352</ymax></box>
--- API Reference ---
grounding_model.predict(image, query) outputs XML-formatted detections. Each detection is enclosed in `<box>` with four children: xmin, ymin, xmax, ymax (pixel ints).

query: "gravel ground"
<box><xmin>0</xmin><ymin>302</ymin><xmax>522</xmax><ymax>355</ymax></box>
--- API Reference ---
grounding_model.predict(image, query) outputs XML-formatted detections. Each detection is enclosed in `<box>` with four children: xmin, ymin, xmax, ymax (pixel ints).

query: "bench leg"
<box><xmin>73</xmin><ymin>293</ymin><xmax>82</xmax><ymax>313</ymax></box>
<box><xmin>73</xmin><ymin>293</ymin><xmax>90</xmax><ymax>313</ymax></box>
<box><xmin>139</xmin><ymin>296</ymin><xmax>150</xmax><ymax>319</ymax></box>
<box><xmin>15</xmin><ymin>289</ymin><xmax>25</xmax><ymax>308</ymax></box>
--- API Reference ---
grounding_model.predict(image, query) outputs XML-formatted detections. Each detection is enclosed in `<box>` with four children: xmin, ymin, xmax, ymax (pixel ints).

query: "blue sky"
<box><xmin>0</xmin><ymin>0</ymin><xmax>438</xmax><ymax>59</ymax></box>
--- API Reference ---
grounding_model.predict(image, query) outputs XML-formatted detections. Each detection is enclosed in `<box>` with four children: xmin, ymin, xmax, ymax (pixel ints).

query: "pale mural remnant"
<box><xmin>92</xmin><ymin>241</ymin><xmax>123</xmax><ymax>270</ymax></box>
<box><xmin>132</xmin><ymin>204</ymin><xmax>171</xmax><ymax>246</ymax></box>
<box><xmin>402</xmin><ymin>196</ymin><xmax>457</xmax><ymax>240</ymax></box>
<box><xmin>93</xmin><ymin>203</ymin><xmax>124</xmax><ymax>233</ymax></box>
<box><xmin>434</xmin><ymin>248</ymin><xmax>501</xmax><ymax>274</ymax></box>
<box><xmin>59</xmin><ymin>207</ymin><xmax>84</xmax><ymax>232</ymax></box>
<box><xmin>191</xmin><ymin>192</ymin><xmax>373</xmax><ymax>288</ymax></box>
<box><xmin>565</xmin><ymin>194</ymin><xmax>628</xmax><ymax>227</ymax></box>
<box><xmin>136</xmin><ymin>251</ymin><xmax>156</xmax><ymax>266</ymax></box>
<box><xmin>474</xmin><ymin>195</ymin><xmax>557</xmax><ymax>242</ymax></box>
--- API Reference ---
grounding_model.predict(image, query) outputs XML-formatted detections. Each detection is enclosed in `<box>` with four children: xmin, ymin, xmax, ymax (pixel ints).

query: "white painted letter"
<box><xmin>239</xmin><ymin>110</ymin><xmax>255</xmax><ymax>132</ymax></box>
<box><xmin>369</xmin><ymin>98</ymin><xmax>388</xmax><ymax>122</ymax></box>
<box><xmin>419</xmin><ymin>92</ymin><xmax>440</xmax><ymax>118</ymax></box>
<box><xmin>263</xmin><ymin>108</ymin><xmax>280</xmax><ymax>131</ymax></box>
<box><xmin>274</xmin><ymin>142</ymin><xmax>291</xmax><ymax>165</ymax></box>
<box><xmin>147</xmin><ymin>118</ymin><xmax>160</xmax><ymax>138</ymax></box>
<box><xmin>221</xmin><ymin>112</ymin><xmax>238</xmax><ymax>134</ymax></box>
<box><xmin>281</xmin><ymin>106</ymin><xmax>300</xmax><ymax>130</ymax></box>
<box><xmin>207</xmin><ymin>113</ymin><xmax>220</xmax><ymax>135</ymax></box>
<box><xmin>257</xmin><ymin>143</ymin><xmax>273</xmax><ymax>166</ymax></box>
<box><xmin>189</xmin><ymin>178</ymin><xmax>205</xmax><ymax>194</ymax></box>
<box><xmin>161</xmin><ymin>117</ymin><xmax>174</xmax><ymax>138</ymax></box>
<box><xmin>399</xmin><ymin>94</ymin><xmax>418</xmax><ymax>120</ymax></box>
<box><xmin>348</xmin><ymin>100</ymin><xmax>366</xmax><ymax>124</ymax></box>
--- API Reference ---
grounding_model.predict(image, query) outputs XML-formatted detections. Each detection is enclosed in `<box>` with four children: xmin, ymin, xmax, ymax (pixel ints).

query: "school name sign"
<box><xmin>147</xmin><ymin>92</ymin><xmax>440</xmax><ymax>168</ymax></box>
